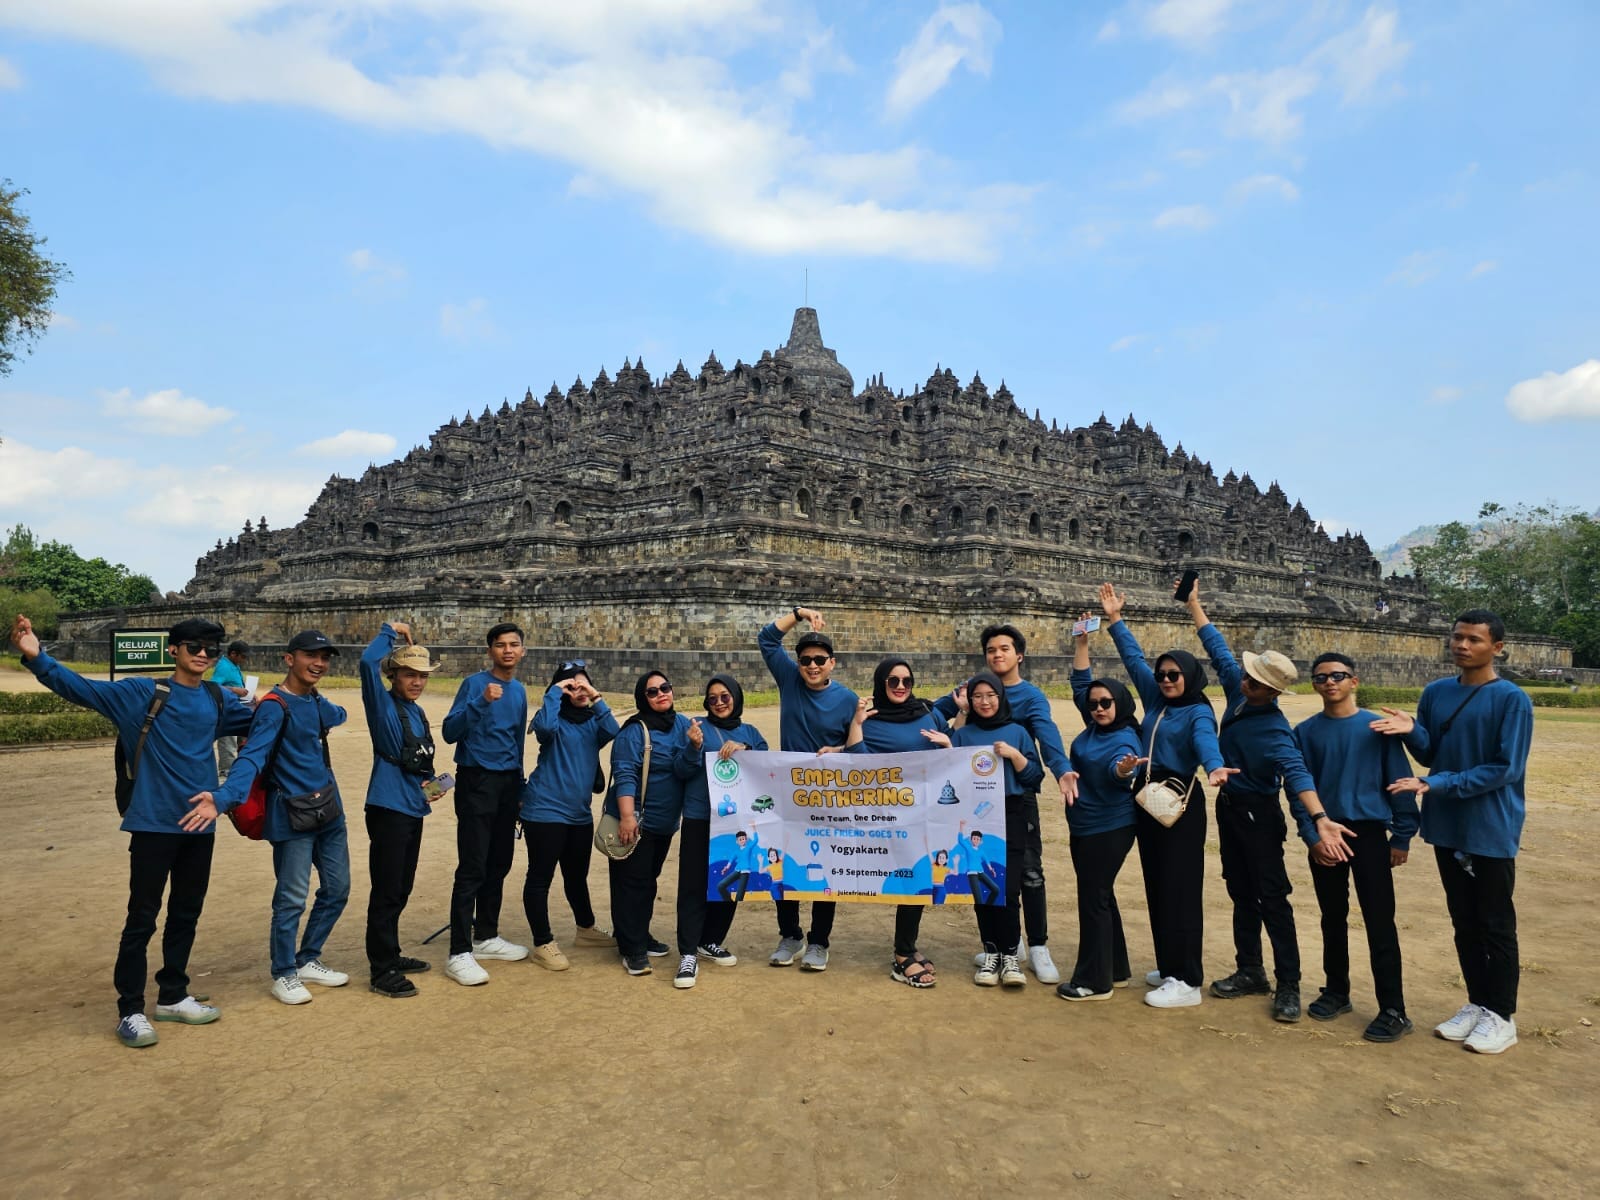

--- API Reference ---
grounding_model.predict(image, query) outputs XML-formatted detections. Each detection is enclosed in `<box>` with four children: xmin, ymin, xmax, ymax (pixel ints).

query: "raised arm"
<box><xmin>1103</xmin><ymin>583</ymin><xmax>1160</xmax><ymax>711</ymax></box>
<box><xmin>361</xmin><ymin>624</ymin><xmax>408</xmax><ymax>760</ymax></box>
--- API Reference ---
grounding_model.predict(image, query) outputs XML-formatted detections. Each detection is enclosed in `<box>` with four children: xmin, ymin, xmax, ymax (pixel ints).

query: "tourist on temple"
<box><xmin>756</xmin><ymin>607</ymin><xmax>860</xmax><ymax>971</ymax></box>
<box><xmin>440</xmin><ymin>624</ymin><xmax>531</xmax><ymax>986</ymax></box>
<box><xmin>605</xmin><ymin>670</ymin><xmax>693</xmax><ymax>980</ymax></box>
<box><xmin>671</xmin><ymin>674</ymin><xmax>769</xmax><ymax>987</ymax></box>
<box><xmin>1098</xmin><ymin>581</ymin><xmax>1235</xmax><ymax>1009</ymax></box>
<box><xmin>520</xmin><ymin>661</ymin><xmax>621</xmax><ymax>971</ymax></box>
<box><xmin>1178</xmin><ymin>582</ymin><xmax>1331</xmax><ymax>1023</ymax></box>
<box><xmin>1057</xmin><ymin>620</ymin><xmax>1144</xmax><ymax>1001</ymax></box>
<box><xmin>842</xmin><ymin>658</ymin><xmax>953</xmax><ymax>988</ymax></box>
<box><xmin>933</xmin><ymin>623</ymin><xmax>1076</xmax><ymax>985</ymax></box>
<box><xmin>923</xmin><ymin>669</ymin><xmax>1043</xmax><ymax>989</ymax></box>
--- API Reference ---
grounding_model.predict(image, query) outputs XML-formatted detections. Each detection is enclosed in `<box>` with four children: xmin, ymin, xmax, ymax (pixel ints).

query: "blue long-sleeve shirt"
<box><xmin>442</xmin><ymin>669</ymin><xmax>527</xmax><ymax>773</ymax></box>
<box><xmin>522</xmin><ymin>685</ymin><xmax>621</xmax><ymax>824</ymax></box>
<box><xmin>678</xmin><ymin>720</ymin><xmax>768</xmax><ymax>821</ymax></box>
<box><xmin>214</xmin><ymin>687</ymin><xmax>348</xmax><ymax>843</ymax></box>
<box><xmin>845</xmin><ymin>710</ymin><xmax>949</xmax><ymax>754</ymax></box>
<box><xmin>1405</xmin><ymin>678</ymin><xmax>1533</xmax><ymax>858</ymax></box>
<box><xmin>604</xmin><ymin>717</ymin><xmax>692</xmax><ymax>836</ymax></box>
<box><xmin>26</xmin><ymin>651</ymin><xmax>253</xmax><ymax>835</ymax></box>
<box><xmin>757</xmin><ymin>623</ymin><xmax>859</xmax><ymax>752</ymax></box>
<box><xmin>1196</xmin><ymin>623</ymin><xmax>1315</xmax><ymax>799</ymax></box>
<box><xmin>1109</xmin><ymin>619</ymin><xmax>1223</xmax><ymax>778</ymax></box>
<box><xmin>1067</xmin><ymin>725</ymin><xmax>1142</xmax><ymax>837</ymax></box>
<box><xmin>935</xmin><ymin>679</ymin><xmax>1070</xmax><ymax>781</ymax></box>
<box><xmin>360</xmin><ymin>626</ymin><xmax>434</xmax><ymax>818</ymax></box>
<box><xmin>1290</xmin><ymin>710</ymin><xmax>1421</xmax><ymax>850</ymax></box>
<box><xmin>948</xmin><ymin>721</ymin><xmax>1045</xmax><ymax>798</ymax></box>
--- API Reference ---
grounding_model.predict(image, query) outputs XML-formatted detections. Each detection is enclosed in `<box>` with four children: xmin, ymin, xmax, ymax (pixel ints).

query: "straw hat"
<box><xmin>386</xmin><ymin>644</ymin><xmax>443</xmax><ymax>674</ymax></box>
<box><xmin>1242</xmin><ymin>650</ymin><xmax>1297</xmax><ymax>693</ymax></box>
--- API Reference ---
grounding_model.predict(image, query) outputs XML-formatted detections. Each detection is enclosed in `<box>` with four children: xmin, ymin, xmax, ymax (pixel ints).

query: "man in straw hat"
<box><xmin>1177</xmin><ymin>582</ymin><xmax>1349</xmax><ymax>1025</ymax></box>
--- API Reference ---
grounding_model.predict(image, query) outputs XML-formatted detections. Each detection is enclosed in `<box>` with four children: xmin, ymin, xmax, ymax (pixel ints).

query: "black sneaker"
<box><xmin>1363</xmin><ymin>1008</ymin><xmax>1414</xmax><ymax>1043</ymax></box>
<box><xmin>370</xmin><ymin>970</ymin><xmax>418</xmax><ymax>999</ymax></box>
<box><xmin>1308</xmin><ymin>989</ymin><xmax>1353</xmax><ymax>1021</ymax></box>
<box><xmin>673</xmin><ymin>955</ymin><xmax>699</xmax><ymax>989</ymax></box>
<box><xmin>1209</xmin><ymin>969</ymin><xmax>1271</xmax><ymax>999</ymax></box>
<box><xmin>1272</xmin><ymin>986</ymin><xmax>1302</xmax><ymax>1023</ymax></box>
<box><xmin>396</xmin><ymin>956</ymin><xmax>431</xmax><ymax>974</ymax></box>
<box><xmin>624</xmin><ymin>954</ymin><xmax>653</xmax><ymax>976</ymax></box>
<box><xmin>646</xmin><ymin>938</ymin><xmax>671</xmax><ymax>958</ymax></box>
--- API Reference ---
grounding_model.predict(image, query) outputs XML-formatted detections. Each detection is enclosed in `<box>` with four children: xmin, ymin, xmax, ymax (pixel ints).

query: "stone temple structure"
<box><xmin>69</xmin><ymin>308</ymin><xmax>1558</xmax><ymax>684</ymax></box>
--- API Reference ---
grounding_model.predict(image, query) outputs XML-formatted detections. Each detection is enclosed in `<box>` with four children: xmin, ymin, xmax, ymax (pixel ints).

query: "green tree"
<box><xmin>1409</xmin><ymin>521</ymin><xmax>1478</xmax><ymax>616</ymax></box>
<box><xmin>0</xmin><ymin>181</ymin><xmax>71</xmax><ymax>376</ymax></box>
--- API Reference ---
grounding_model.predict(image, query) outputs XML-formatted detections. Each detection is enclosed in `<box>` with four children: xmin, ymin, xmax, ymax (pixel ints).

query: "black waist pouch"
<box><xmin>284</xmin><ymin>783</ymin><xmax>341</xmax><ymax>833</ymax></box>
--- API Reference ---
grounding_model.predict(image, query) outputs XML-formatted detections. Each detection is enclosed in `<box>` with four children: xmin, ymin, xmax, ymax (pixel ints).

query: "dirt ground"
<box><xmin>0</xmin><ymin>670</ymin><xmax>1595</xmax><ymax>1200</ymax></box>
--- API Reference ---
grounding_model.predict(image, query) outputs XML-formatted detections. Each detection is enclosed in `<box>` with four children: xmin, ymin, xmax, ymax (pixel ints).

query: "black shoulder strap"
<box><xmin>203</xmin><ymin>680</ymin><xmax>226</xmax><ymax>736</ymax></box>
<box><xmin>125</xmin><ymin>679</ymin><xmax>174</xmax><ymax>784</ymax></box>
<box><xmin>255</xmin><ymin>691</ymin><xmax>293</xmax><ymax>788</ymax></box>
<box><xmin>1437</xmin><ymin>678</ymin><xmax>1505</xmax><ymax>739</ymax></box>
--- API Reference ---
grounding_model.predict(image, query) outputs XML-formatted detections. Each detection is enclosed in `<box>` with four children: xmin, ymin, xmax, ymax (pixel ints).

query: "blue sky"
<box><xmin>1</xmin><ymin>0</ymin><xmax>1596</xmax><ymax>590</ymax></box>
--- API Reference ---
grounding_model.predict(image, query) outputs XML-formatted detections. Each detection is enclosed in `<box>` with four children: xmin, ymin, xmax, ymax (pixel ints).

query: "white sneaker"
<box><xmin>1000</xmin><ymin>953</ymin><xmax>1027</xmax><ymax>987</ymax></box>
<box><xmin>471</xmin><ymin>936</ymin><xmax>529</xmax><ymax>962</ymax></box>
<box><xmin>445</xmin><ymin>953</ymin><xmax>490</xmax><ymax>986</ymax></box>
<box><xmin>297</xmin><ymin>959</ymin><xmax>350</xmax><ymax>988</ymax></box>
<box><xmin>1434</xmin><ymin>1002</ymin><xmax>1483</xmax><ymax>1042</ymax></box>
<box><xmin>116</xmin><ymin>1013</ymin><xmax>158</xmax><ymax>1048</ymax></box>
<box><xmin>154</xmin><ymin>996</ymin><xmax>220</xmax><ymax>1025</ymax></box>
<box><xmin>1464</xmin><ymin>1009</ymin><xmax>1518</xmax><ymax>1055</ymax></box>
<box><xmin>271</xmin><ymin>974</ymin><xmax>313</xmax><ymax>1005</ymax></box>
<box><xmin>974</xmin><ymin>950</ymin><xmax>1000</xmax><ymax>987</ymax></box>
<box><xmin>1145</xmin><ymin>969</ymin><xmax>1165</xmax><ymax>988</ymax></box>
<box><xmin>1027</xmin><ymin>945</ymin><xmax>1060</xmax><ymax>984</ymax></box>
<box><xmin>1144</xmin><ymin>977</ymin><xmax>1203</xmax><ymax>1008</ymax></box>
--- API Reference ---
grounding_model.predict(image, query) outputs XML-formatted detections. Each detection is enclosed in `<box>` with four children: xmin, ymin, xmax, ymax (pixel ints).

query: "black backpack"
<box><xmin>114</xmin><ymin>679</ymin><xmax>226</xmax><ymax>815</ymax></box>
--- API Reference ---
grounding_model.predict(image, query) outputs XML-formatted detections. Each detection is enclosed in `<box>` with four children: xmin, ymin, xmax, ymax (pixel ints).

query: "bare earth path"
<box><xmin>1</xmin><ymin>674</ymin><xmax>1595</xmax><ymax>1199</ymax></box>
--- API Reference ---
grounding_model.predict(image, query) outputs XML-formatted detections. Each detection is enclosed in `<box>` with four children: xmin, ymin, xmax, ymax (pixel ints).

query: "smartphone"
<box><xmin>1071</xmin><ymin>616</ymin><xmax>1102</xmax><ymax>636</ymax></box>
<box><xmin>1174</xmin><ymin>570</ymin><xmax>1199</xmax><ymax>601</ymax></box>
<box><xmin>422</xmin><ymin>773</ymin><xmax>455</xmax><ymax>802</ymax></box>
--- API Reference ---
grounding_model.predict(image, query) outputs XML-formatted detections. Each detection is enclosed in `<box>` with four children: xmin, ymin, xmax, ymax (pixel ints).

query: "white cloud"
<box><xmin>1095</xmin><ymin>18</ymin><xmax>1121</xmax><ymax>43</ymax></box>
<box><xmin>1505</xmin><ymin>360</ymin><xmax>1600</xmax><ymax>422</ymax></box>
<box><xmin>1173</xmin><ymin>147</ymin><xmax>1211</xmax><ymax>166</ymax></box>
<box><xmin>346</xmin><ymin>248</ymin><xmax>406</xmax><ymax>283</ymax></box>
<box><xmin>1314</xmin><ymin>5</ymin><xmax>1411</xmax><ymax>102</ymax></box>
<box><xmin>1387</xmin><ymin>250</ymin><xmax>1441</xmax><ymax>287</ymax></box>
<box><xmin>1109</xmin><ymin>334</ymin><xmax>1147</xmax><ymax>352</ymax></box>
<box><xmin>1144</xmin><ymin>0</ymin><xmax>1240</xmax><ymax>46</ymax></box>
<box><xmin>1430</xmin><ymin>386</ymin><xmax>1462</xmax><ymax>405</ymax></box>
<box><xmin>47</xmin><ymin>312</ymin><xmax>81</xmax><ymax>331</ymax></box>
<box><xmin>1</xmin><ymin>1</ymin><xmax>1022</xmax><ymax>266</ymax></box>
<box><xmin>1230</xmin><ymin>173</ymin><xmax>1299</xmax><ymax>203</ymax></box>
<box><xmin>440</xmin><ymin>298</ymin><xmax>495</xmax><ymax>342</ymax></box>
<box><xmin>1212</xmin><ymin>67</ymin><xmax>1319</xmax><ymax>142</ymax></box>
<box><xmin>885</xmin><ymin>3</ymin><xmax>1003</xmax><ymax>121</ymax></box>
<box><xmin>295</xmin><ymin>429</ymin><xmax>398</xmax><ymax>458</ymax></box>
<box><xmin>779</xmin><ymin>28</ymin><xmax>853</xmax><ymax>100</ymax></box>
<box><xmin>0</xmin><ymin>55</ymin><xmax>21</xmax><ymax>89</ymax></box>
<box><xmin>101</xmin><ymin>387</ymin><xmax>235</xmax><ymax>434</ymax></box>
<box><xmin>0</xmin><ymin>440</ymin><xmax>137</xmax><ymax>506</ymax></box>
<box><xmin>1469</xmin><ymin>259</ymin><xmax>1498</xmax><ymax>279</ymax></box>
<box><xmin>125</xmin><ymin>467</ymin><xmax>323</xmax><ymax>530</ymax></box>
<box><xmin>1153</xmin><ymin>204</ymin><xmax>1215</xmax><ymax>231</ymax></box>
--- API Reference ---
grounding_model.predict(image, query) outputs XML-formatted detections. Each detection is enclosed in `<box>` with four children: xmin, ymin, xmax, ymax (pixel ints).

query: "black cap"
<box><xmin>795</xmin><ymin>631</ymin><xmax>834</xmax><ymax>656</ymax></box>
<box><xmin>286</xmin><ymin>630</ymin><xmax>340</xmax><ymax>655</ymax></box>
<box><xmin>168</xmin><ymin>618</ymin><xmax>225</xmax><ymax>644</ymax></box>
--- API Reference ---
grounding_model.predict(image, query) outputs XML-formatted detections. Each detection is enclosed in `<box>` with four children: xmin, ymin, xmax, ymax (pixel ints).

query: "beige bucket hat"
<box><xmin>387</xmin><ymin>644</ymin><xmax>443</xmax><ymax>674</ymax></box>
<box><xmin>1242</xmin><ymin>650</ymin><xmax>1297</xmax><ymax>693</ymax></box>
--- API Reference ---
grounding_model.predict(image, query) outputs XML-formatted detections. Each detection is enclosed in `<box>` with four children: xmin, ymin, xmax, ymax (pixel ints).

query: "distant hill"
<box><xmin>1377</xmin><ymin>507</ymin><xmax>1600</xmax><ymax>575</ymax></box>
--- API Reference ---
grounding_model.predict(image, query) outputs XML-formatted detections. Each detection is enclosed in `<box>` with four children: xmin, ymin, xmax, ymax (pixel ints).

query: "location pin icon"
<box><xmin>810</xmin><ymin>840</ymin><xmax>821</xmax><ymax>857</ymax></box>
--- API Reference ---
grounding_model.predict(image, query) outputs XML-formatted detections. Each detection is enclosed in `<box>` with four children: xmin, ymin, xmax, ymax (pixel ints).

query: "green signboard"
<box><xmin>111</xmin><ymin>629</ymin><xmax>174</xmax><ymax>678</ymax></box>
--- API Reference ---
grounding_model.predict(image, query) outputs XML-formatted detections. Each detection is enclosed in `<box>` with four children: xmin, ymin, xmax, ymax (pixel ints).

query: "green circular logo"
<box><xmin>712</xmin><ymin>758</ymin><xmax>741</xmax><ymax>785</ymax></box>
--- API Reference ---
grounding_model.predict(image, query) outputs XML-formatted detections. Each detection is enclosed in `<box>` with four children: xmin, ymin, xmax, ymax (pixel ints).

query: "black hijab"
<box><xmin>703</xmin><ymin>674</ymin><xmax>746</xmax><ymax>732</ymax></box>
<box><xmin>630</xmin><ymin>671</ymin><xmax>678</xmax><ymax>733</ymax></box>
<box><xmin>550</xmin><ymin>662</ymin><xmax>596</xmax><ymax>725</ymax></box>
<box><xmin>1078</xmin><ymin>678</ymin><xmax>1142</xmax><ymax>736</ymax></box>
<box><xmin>963</xmin><ymin>670</ymin><xmax>1014</xmax><ymax>731</ymax></box>
<box><xmin>870</xmin><ymin>657</ymin><xmax>933</xmax><ymax>723</ymax></box>
<box><xmin>1155</xmin><ymin>650</ymin><xmax>1211</xmax><ymax>708</ymax></box>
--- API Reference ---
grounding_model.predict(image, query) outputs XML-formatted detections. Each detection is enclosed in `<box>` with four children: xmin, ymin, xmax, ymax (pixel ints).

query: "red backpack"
<box><xmin>227</xmin><ymin>692</ymin><xmax>290</xmax><ymax>840</ymax></box>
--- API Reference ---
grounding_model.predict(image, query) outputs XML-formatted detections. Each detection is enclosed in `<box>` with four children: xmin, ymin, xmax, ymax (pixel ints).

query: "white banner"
<box><xmin>705</xmin><ymin>747</ymin><xmax>1005</xmax><ymax>905</ymax></box>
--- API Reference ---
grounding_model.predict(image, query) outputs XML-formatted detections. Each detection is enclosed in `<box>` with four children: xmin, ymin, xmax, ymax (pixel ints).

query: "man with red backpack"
<box><xmin>9</xmin><ymin>614</ymin><xmax>254</xmax><ymax>1049</ymax></box>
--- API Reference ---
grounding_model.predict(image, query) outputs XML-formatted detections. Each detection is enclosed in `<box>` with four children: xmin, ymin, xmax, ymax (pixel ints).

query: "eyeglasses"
<box><xmin>1155</xmin><ymin>669</ymin><xmax>1184</xmax><ymax>683</ymax></box>
<box><xmin>706</xmin><ymin>693</ymin><xmax>734</xmax><ymax>706</ymax></box>
<box><xmin>1311</xmin><ymin>671</ymin><xmax>1353</xmax><ymax>685</ymax></box>
<box><xmin>178</xmin><ymin>641</ymin><xmax>220</xmax><ymax>657</ymax></box>
<box><xmin>560</xmin><ymin>659</ymin><xmax>587</xmax><ymax>672</ymax></box>
<box><xmin>797</xmin><ymin>654</ymin><xmax>830</xmax><ymax>667</ymax></box>
<box><xmin>1086</xmin><ymin>697</ymin><xmax>1116</xmax><ymax>711</ymax></box>
<box><xmin>644</xmin><ymin>683</ymin><xmax>673</xmax><ymax>698</ymax></box>
<box><xmin>885</xmin><ymin>675</ymin><xmax>913</xmax><ymax>689</ymax></box>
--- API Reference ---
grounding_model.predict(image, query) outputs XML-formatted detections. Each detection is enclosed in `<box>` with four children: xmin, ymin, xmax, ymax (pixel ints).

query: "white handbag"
<box><xmin>1134</xmin><ymin>707</ymin><xmax>1193</xmax><ymax>828</ymax></box>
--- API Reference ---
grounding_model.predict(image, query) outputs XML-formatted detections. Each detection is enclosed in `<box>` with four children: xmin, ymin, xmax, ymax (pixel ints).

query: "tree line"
<box><xmin>0</xmin><ymin>526</ymin><xmax>158</xmax><ymax>638</ymax></box>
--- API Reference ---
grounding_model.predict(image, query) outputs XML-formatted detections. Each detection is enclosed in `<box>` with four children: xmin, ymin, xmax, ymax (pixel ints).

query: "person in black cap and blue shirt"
<box><xmin>10</xmin><ymin>614</ymin><xmax>254</xmax><ymax>1048</ymax></box>
<box><xmin>440</xmin><ymin>623</ymin><xmax>530</xmax><ymax>985</ymax></box>
<box><xmin>184</xmin><ymin>630</ymin><xmax>352</xmax><ymax>1006</ymax></box>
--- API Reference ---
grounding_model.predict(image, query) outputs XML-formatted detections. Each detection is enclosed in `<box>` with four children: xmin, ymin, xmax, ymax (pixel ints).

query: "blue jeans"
<box><xmin>270</xmin><ymin>822</ymin><xmax>351</xmax><ymax>978</ymax></box>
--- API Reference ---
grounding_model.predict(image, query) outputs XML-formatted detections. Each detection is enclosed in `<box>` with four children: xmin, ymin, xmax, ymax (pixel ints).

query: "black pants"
<box><xmin>116</xmin><ymin>833</ymin><xmax>214</xmax><ymax>1018</ymax></box>
<box><xmin>1309</xmin><ymin>820</ymin><xmax>1404</xmax><ymax>1013</ymax></box>
<box><xmin>974</xmin><ymin>795</ymin><xmax>1026</xmax><ymax>953</ymax></box>
<box><xmin>1135</xmin><ymin>779</ymin><xmax>1206</xmax><ymax>987</ymax></box>
<box><xmin>450</xmin><ymin>767</ymin><xmax>521</xmax><ymax>955</ymax></box>
<box><xmin>1216</xmin><ymin>791</ymin><xmax>1300</xmax><ymax>986</ymax></box>
<box><xmin>777</xmin><ymin>898</ymin><xmax>837</xmax><ymax>947</ymax></box>
<box><xmin>1068</xmin><ymin>824</ymin><xmax>1135</xmax><ymax>993</ymax></box>
<box><xmin>521</xmin><ymin>820</ymin><xmax>596</xmax><ymax>945</ymax></box>
<box><xmin>1018</xmin><ymin>791</ymin><xmax>1048</xmax><ymax>946</ymax></box>
<box><xmin>893</xmin><ymin>905</ymin><xmax>926</xmax><ymax>958</ymax></box>
<box><xmin>1435</xmin><ymin>845</ymin><xmax>1518</xmax><ymax>1019</ymax></box>
<box><xmin>610</xmin><ymin>828</ymin><xmax>673</xmax><ymax>959</ymax></box>
<box><xmin>365</xmin><ymin>806</ymin><xmax>423</xmax><ymax>978</ymax></box>
<box><xmin>677</xmin><ymin>819</ymin><xmax>739</xmax><ymax>956</ymax></box>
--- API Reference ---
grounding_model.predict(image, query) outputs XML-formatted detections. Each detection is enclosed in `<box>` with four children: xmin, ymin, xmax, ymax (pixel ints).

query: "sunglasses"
<box><xmin>1311</xmin><ymin>671</ymin><xmax>1354</xmax><ymax>685</ymax></box>
<box><xmin>1086</xmin><ymin>697</ymin><xmax>1116</xmax><ymax>711</ymax></box>
<box><xmin>1155</xmin><ymin>669</ymin><xmax>1184</xmax><ymax>683</ymax></box>
<box><xmin>178</xmin><ymin>641</ymin><xmax>220</xmax><ymax>657</ymax></box>
<box><xmin>885</xmin><ymin>675</ymin><xmax>914</xmax><ymax>689</ymax></box>
<box><xmin>706</xmin><ymin>692</ymin><xmax>734</xmax><ymax>706</ymax></box>
<box><xmin>560</xmin><ymin>659</ymin><xmax>587</xmax><ymax>672</ymax></box>
<box><xmin>644</xmin><ymin>683</ymin><xmax>673</xmax><ymax>698</ymax></box>
<box><xmin>797</xmin><ymin>654</ymin><xmax>831</xmax><ymax>667</ymax></box>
